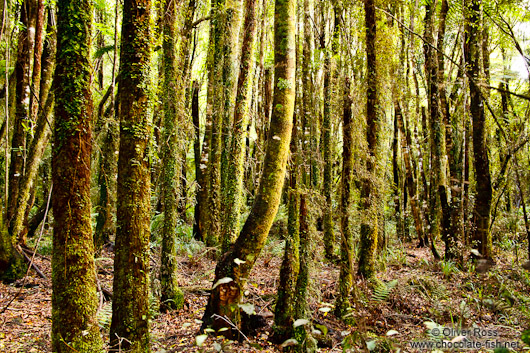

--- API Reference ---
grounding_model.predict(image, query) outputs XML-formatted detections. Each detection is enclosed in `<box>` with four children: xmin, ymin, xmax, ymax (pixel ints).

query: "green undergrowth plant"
<box><xmin>440</xmin><ymin>260</ymin><xmax>460</xmax><ymax>279</ymax></box>
<box><xmin>370</xmin><ymin>278</ymin><xmax>398</xmax><ymax>303</ymax></box>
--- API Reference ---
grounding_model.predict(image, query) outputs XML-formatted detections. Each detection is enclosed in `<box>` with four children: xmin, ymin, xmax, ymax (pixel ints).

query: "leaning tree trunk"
<box><xmin>358</xmin><ymin>0</ymin><xmax>378</xmax><ymax>278</ymax></box>
<box><xmin>201</xmin><ymin>0</ymin><xmax>295</xmax><ymax>335</ymax></box>
<box><xmin>51</xmin><ymin>0</ymin><xmax>103</xmax><ymax>351</ymax></box>
<box><xmin>464</xmin><ymin>0</ymin><xmax>492</xmax><ymax>259</ymax></box>
<box><xmin>110</xmin><ymin>0</ymin><xmax>153</xmax><ymax>350</ymax></box>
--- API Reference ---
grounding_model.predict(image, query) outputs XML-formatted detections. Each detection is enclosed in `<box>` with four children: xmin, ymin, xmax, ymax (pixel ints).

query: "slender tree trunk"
<box><xmin>94</xmin><ymin>0</ymin><xmax>120</xmax><ymax>251</ymax></box>
<box><xmin>11</xmin><ymin>10</ymin><xmax>56</xmax><ymax>244</ymax></box>
<box><xmin>201</xmin><ymin>0</ymin><xmax>295</xmax><ymax>335</ymax></box>
<box><xmin>321</xmin><ymin>8</ymin><xmax>337</xmax><ymax>261</ymax></box>
<box><xmin>335</xmin><ymin>78</ymin><xmax>354</xmax><ymax>318</ymax></box>
<box><xmin>7</xmin><ymin>0</ymin><xmax>35</xmax><ymax>227</ymax></box>
<box><xmin>219</xmin><ymin>0</ymin><xmax>242</xmax><ymax>240</ymax></box>
<box><xmin>437</xmin><ymin>0</ymin><xmax>462</xmax><ymax>260</ymax></box>
<box><xmin>51</xmin><ymin>0</ymin><xmax>102</xmax><ymax>351</ymax></box>
<box><xmin>192</xmin><ymin>81</ymin><xmax>203</xmax><ymax>241</ymax></box>
<box><xmin>29</xmin><ymin>0</ymin><xmax>45</xmax><ymax>124</ymax></box>
<box><xmin>464</xmin><ymin>0</ymin><xmax>492</xmax><ymax>259</ymax></box>
<box><xmin>293</xmin><ymin>194</ymin><xmax>316</xmax><ymax>352</ymax></box>
<box><xmin>395</xmin><ymin>102</ymin><xmax>438</xmax><ymax>258</ymax></box>
<box><xmin>272</xmin><ymin>120</ymin><xmax>300</xmax><ymax>343</ymax></box>
<box><xmin>159</xmin><ymin>0</ymin><xmax>190</xmax><ymax>311</ymax></box>
<box><xmin>358</xmin><ymin>0</ymin><xmax>378</xmax><ymax>278</ymax></box>
<box><xmin>392</xmin><ymin>108</ymin><xmax>403</xmax><ymax>239</ymax></box>
<box><xmin>221</xmin><ymin>0</ymin><xmax>258</xmax><ymax>252</ymax></box>
<box><xmin>110</xmin><ymin>0</ymin><xmax>153</xmax><ymax>350</ymax></box>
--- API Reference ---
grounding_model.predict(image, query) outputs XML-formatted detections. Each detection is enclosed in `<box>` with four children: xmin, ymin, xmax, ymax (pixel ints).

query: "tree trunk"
<box><xmin>7</xmin><ymin>0</ymin><xmax>36</xmax><ymax>228</ymax></box>
<box><xmin>437</xmin><ymin>0</ymin><xmax>462</xmax><ymax>260</ymax></box>
<box><xmin>272</xmin><ymin>121</ymin><xmax>300</xmax><ymax>343</ymax></box>
<box><xmin>321</xmin><ymin>9</ymin><xmax>337</xmax><ymax>260</ymax></box>
<box><xmin>358</xmin><ymin>0</ymin><xmax>378</xmax><ymax>278</ymax></box>
<box><xmin>464</xmin><ymin>0</ymin><xmax>492</xmax><ymax>259</ymax></box>
<box><xmin>335</xmin><ymin>78</ymin><xmax>354</xmax><ymax>318</ymax></box>
<box><xmin>192</xmin><ymin>81</ymin><xmax>203</xmax><ymax>241</ymax></box>
<box><xmin>221</xmin><ymin>0</ymin><xmax>258</xmax><ymax>253</ymax></box>
<box><xmin>29</xmin><ymin>0</ymin><xmax>45</xmax><ymax>124</ymax></box>
<box><xmin>11</xmin><ymin>9</ymin><xmax>56</xmax><ymax>245</ymax></box>
<box><xmin>201</xmin><ymin>0</ymin><xmax>295</xmax><ymax>335</ymax></box>
<box><xmin>51</xmin><ymin>0</ymin><xmax>102</xmax><ymax>351</ymax></box>
<box><xmin>159</xmin><ymin>0</ymin><xmax>191</xmax><ymax>311</ymax></box>
<box><xmin>110</xmin><ymin>0</ymin><xmax>153</xmax><ymax>350</ymax></box>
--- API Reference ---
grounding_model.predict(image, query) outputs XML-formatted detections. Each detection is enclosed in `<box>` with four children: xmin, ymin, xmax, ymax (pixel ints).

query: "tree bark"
<box><xmin>358</xmin><ymin>0</ymin><xmax>378</xmax><ymax>278</ymax></box>
<box><xmin>464</xmin><ymin>0</ymin><xmax>492</xmax><ymax>259</ymax></box>
<box><xmin>11</xmin><ymin>9</ymin><xmax>56</xmax><ymax>245</ymax></box>
<box><xmin>159</xmin><ymin>0</ymin><xmax>191</xmax><ymax>311</ymax></box>
<box><xmin>335</xmin><ymin>78</ymin><xmax>354</xmax><ymax>319</ymax></box>
<box><xmin>51</xmin><ymin>0</ymin><xmax>102</xmax><ymax>350</ymax></box>
<box><xmin>7</xmin><ymin>0</ymin><xmax>36</xmax><ymax>228</ymax></box>
<box><xmin>222</xmin><ymin>0</ymin><xmax>258</xmax><ymax>252</ymax></box>
<box><xmin>110</xmin><ymin>0</ymin><xmax>153</xmax><ymax>350</ymax></box>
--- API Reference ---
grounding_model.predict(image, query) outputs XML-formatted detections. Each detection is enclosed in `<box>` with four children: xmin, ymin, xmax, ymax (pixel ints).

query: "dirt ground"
<box><xmin>1</xmin><ymin>233</ymin><xmax>529</xmax><ymax>352</ymax></box>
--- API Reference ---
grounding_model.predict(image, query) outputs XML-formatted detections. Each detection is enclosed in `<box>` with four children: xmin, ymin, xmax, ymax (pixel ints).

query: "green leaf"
<box><xmin>195</xmin><ymin>334</ymin><xmax>208</xmax><ymax>347</ymax></box>
<box><xmin>212</xmin><ymin>277</ymin><xmax>233</xmax><ymax>289</ymax></box>
<box><xmin>366</xmin><ymin>340</ymin><xmax>377</xmax><ymax>351</ymax></box>
<box><xmin>281</xmin><ymin>338</ymin><xmax>298</xmax><ymax>347</ymax></box>
<box><xmin>314</xmin><ymin>323</ymin><xmax>328</xmax><ymax>336</ymax></box>
<box><xmin>493</xmin><ymin>348</ymin><xmax>510</xmax><ymax>353</ymax></box>
<box><xmin>522</xmin><ymin>329</ymin><xmax>530</xmax><ymax>345</ymax></box>
<box><xmin>238</xmin><ymin>303</ymin><xmax>255</xmax><ymax>315</ymax></box>
<box><xmin>386</xmin><ymin>330</ymin><xmax>399</xmax><ymax>336</ymax></box>
<box><xmin>234</xmin><ymin>258</ymin><xmax>246</xmax><ymax>265</ymax></box>
<box><xmin>293</xmin><ymin>319</ymin><xmax>309</xmax><ymax>327</ymax></box>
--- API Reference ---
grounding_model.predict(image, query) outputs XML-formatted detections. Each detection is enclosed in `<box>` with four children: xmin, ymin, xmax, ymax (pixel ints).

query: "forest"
<box><xmin>0</xmin><ymin>0</ymin><xmax>530</xmax><ymax>351</ymax></box>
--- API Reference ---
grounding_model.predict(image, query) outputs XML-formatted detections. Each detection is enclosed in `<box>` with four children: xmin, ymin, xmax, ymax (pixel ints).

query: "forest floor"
<box><xmin>1</xmin><ymin>228</ymin><xmax>530</xmax><ymax>352</ymax></box>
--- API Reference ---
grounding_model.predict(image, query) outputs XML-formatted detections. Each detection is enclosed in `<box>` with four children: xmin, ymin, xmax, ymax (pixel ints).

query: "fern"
<box><xmin>371</xmin><ymin>279</ymin><xmax>398</xmax><ymax>303</ymax></box>
<box><xmin>97</xmin><ymin>302</ymin><xmax>112</xmax><ymax>331</ymax></box>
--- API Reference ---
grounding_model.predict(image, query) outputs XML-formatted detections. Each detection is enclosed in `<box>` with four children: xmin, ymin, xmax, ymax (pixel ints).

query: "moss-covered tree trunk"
<box><xmin>94</xmin><ymin>115</ymin><xmax>118</xmax><ymax>252</ymax></box>
<box><xmin>51</xmin><ymin>0</ymin><xmax>103</xmax><ymax>351</ymax></box>
<box><xmin>192</xmin><ymin>81</ymin><xmax>203</xmax><ymax>241</ymax></box>
<box><xmin>221</xmin><ymin>0</ymin><xmax>258</xmax><ymax>253</ymax></box>
<box><xmin>94</xmin><ymin>0</ymin><xmax>120</xmax><ymax>252</ymax></box>
<box><xmin>358</xmin><ymin>0</ymin><xmax>378</xmax><ymax>278</ymax></box>
<box><xmin>11</xmin><ymin>11</ymin><xmax>56</xmax><ymax>245</ymax></box>
<box><xmin>272</xmin><ymin>103</ymin><xmax>300</xmax><ymax>344</ymax></box>
<box><xmin>321</xmin><ymin>13</ymin><xmax>336</xmax><ymax>260</ymax></box>
<box><xmin>202</xmin><ymin>0</ymin><xmax>225</xmax><ymax>248</ymax></box>
<box><xmin>293</xmin><ymin>194</ymin><xmax>316</xmax><ymax>352</ymax></box>
<box><xmin>110</xmin><ymin>0</ymin><xmax>153</xmax><ymax>350</ymax></box>
<box><xmin>219</xmin><ymin>0</ymin><xmax>243</xmax><ymax>245</ymax></box>
<box><xmin>7</xmin><ymin>0</ymin><xmax>36</xmax><ymax>228</ymax></box>
<box><xmin>29</xmin><ymin>0</ymin><xmax>45</xmax><ymax>124</ymax></box>
<box><xmin>201</xmin><ymin>0</ymin><xmax>295</xmax><ymax>335</ymax></box>
<box><xmin>437</xmin><ymin>0</ymin><xmax>462</xmax><ymax>260</ymax></box>
<box><xmin>464</xmin><ymin>0</ymin><xmax>492</xmax><ymax>259</ymax></box>
<box><xmin>392</xmin><ymin>108</ymin><xmax>403</xmax><ymax>240</ymax></box>
<box><xmin>335</xmin><ymin>78</ymin><xmax>354</xmax><ymax>318</ymax></box>
<box><xmin>159</xmin><ymin>0</ymin><xmax>191</xmax><ymax>311</ymax></box>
